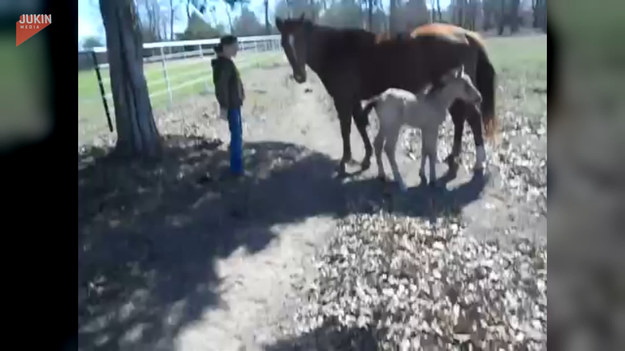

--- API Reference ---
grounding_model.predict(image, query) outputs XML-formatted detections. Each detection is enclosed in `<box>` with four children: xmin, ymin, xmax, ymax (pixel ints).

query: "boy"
<box><xmin>212</xmin><ymin>35</ymin><xmax>246</xmax><ymax>177</ymax></box>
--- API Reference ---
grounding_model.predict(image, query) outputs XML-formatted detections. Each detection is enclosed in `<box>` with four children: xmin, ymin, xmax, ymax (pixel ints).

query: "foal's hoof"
<box><xmin>398</xmin><ymin>182</ymin><xmax>408</xmax><ymax>193</ymax></box>
<box><xmin>377</xmin><ymin>174</ymin><xmax>388</xmax><ymax>182</ymax></box>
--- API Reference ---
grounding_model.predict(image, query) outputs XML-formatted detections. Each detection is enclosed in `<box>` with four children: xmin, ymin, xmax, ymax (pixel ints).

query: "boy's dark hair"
<box><xmin>214</xmin><ymin>35</ymin><xmax>238</xmax><ymax>54</ymax></box>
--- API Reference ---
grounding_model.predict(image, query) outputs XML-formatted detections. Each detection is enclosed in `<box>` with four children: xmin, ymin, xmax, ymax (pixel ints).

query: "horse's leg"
<box><xmin>446</xmin><ymin>101</ymin><xmax>465</xmax><ymax>176</ymax></box>
<box><xmin>374</xmin><ymin>127</ymin><xmax>386</xmax><ymax>180</ymax></box>
<box><xmin>419</xmin><ymin>129</ymin><xmax>427</xmax><ymax>184</ymax></box>
<box><xmin>422</xmin><ymin>127</ymin><xmax>438</xmax><ymax>187</ymax></box>
<box><xmin>352</xmin><ymin>102</ymin><xmax>373</xmax><ymax>170</ymax></box>
<box><xmin>466</xmin><ymin>103</ymin><xmax>486</xmax><ymax>171</ymax></box>
<box><xmin>384</xmin><ymin>125</ymin><xmax>406</xmax><ymax>192</ymax></box>
<box><xmin>336</xmin><ymin>103</ymin><xmax>353</xmax><ymax>175</ymax></box>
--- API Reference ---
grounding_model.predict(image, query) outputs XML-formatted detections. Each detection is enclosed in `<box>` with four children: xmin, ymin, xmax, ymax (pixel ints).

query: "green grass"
<box><xmin>78</xmin><ymin>51</ymin><xmax>285</xmax><ymax>144</ymax></box>
<box><xmin>486</xmin><ymin>35</ymin><xmax>547</xmax><ymax>122</ymax></box>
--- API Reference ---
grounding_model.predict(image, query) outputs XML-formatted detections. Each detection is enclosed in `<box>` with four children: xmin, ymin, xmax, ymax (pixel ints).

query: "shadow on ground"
<box><xmin>77</xmin><ymin>134</ymin><xmax>486</xmax><ymax>350</ymax></box>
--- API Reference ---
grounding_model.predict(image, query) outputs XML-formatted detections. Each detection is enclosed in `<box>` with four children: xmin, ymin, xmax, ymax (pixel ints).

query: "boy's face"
<box><xmin>225</xmin><ymin>42</ymin><xmax>239</xmax><ymax>57</ymax></box>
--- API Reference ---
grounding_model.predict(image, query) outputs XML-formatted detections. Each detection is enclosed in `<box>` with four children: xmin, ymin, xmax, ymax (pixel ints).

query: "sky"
<box><xmin>78</xmin><ymin>0</ymin><xmax>452</xmax><ymax>46</ymax></box>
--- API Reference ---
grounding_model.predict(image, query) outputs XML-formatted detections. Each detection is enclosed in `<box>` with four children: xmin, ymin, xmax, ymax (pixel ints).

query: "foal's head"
<box><xmin>276</xmin><ymin>14</ymin><xmax>312</xmax><ymax>83</ymax></box>
<box><xmin>437</xmin><ymin>65</ymin><xmax>482</xmax><ymax>106</ymax></box>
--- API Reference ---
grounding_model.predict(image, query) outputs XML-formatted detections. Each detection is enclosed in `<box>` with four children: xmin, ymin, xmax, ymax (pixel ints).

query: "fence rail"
<box><xmin>78</xmin><ymin>35</ymin><xmax>284</xmax><ymax>144</ymax></box>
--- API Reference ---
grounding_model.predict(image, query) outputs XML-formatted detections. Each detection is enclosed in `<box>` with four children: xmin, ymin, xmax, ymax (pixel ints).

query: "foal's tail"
<box><xmin>466</xmin><ymin>32</ymin><xmax>498</xmax><ymax>139</ymax></box>
<box><xmin>360</xmin><ymin>99</ymin><xmax>378</xmax><ymax>127</ymax></box>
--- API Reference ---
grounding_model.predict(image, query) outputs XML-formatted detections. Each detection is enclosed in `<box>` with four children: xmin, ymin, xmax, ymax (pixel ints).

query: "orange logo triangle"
<box><xmin>16</xmin><ymin>14</ymin><xmax>51</xmax><ymax>47</ymax></box>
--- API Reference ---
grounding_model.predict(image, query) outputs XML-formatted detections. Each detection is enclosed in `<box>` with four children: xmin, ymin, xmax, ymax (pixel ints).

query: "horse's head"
<box><xmin>441</xmin><ymin>65</ymin><xmax>482</xmax><ymax>106</ymax></box>
<box><xmin>276</xmin><ymin>14</ymin><xmax>312</xmax><ymax>83</ymax></box>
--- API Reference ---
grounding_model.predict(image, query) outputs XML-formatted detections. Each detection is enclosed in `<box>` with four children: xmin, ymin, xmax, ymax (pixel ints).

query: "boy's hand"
<box><xmin>219</xmin><ymin>108</ymin><xmax>228</xmax><ymax>121</ymax></box>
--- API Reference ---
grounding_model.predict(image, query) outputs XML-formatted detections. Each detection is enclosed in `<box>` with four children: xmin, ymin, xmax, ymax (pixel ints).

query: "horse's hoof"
<box><xmin>378</xmin><ymin>174</ymin><xmax>387</xmax><ymax>182</ymax></box>
<box><xmin>346</xmin><ymin>158</ymin><xmax>359</xmax><ymax>167</ymax></box>
<box><xmin>398</xmin><ymin>182</ymin><xmax>408</xmax><ymax>192</ymax></box>
<box><xmin>361</xmin><ymin>159</ymin><xmax>371</xmax><ymax>170</ymax></box>
<box><xmin>428</xmin><ymin>180</ymin><xmax>440</xmax><ymax>189</ymax></box>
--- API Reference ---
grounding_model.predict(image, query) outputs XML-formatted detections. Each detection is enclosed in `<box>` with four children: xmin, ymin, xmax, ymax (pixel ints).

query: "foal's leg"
<box><xmin>352</xmin><ymin>102</ymin><xmax>373</xmax><ymax>170</ymax></box>
<box><xmin>335</xmin><ymin>103</ymin><xmax>353</xmax><ymax>175</ymax></box>
<box><xmin>384</xmin><ymin>125</ymin><xmax>406</xmax><ymax>192</ymax></box>
<box><xmin>466</xmin><ymin>103</ymin><xmax>486</xmax><ymax>171</ymax></box>
<box><xmin>419</xmin><ymin>130</ymin><xmax>428</xmax><ymax>184</ymax></box>
<box><xmin>373</xmin><ymin>127</ymin><xmax>386</xmax><ymax>180</ymax></box>
<box><xmin>445</xmin><ymin>101</ymin><xmax>465</xmax><ymax>175</ymax></box>
<box><xmin>422</xmin><ymin>127</ymin><xmax>439</xmax><ymax>187</ymax></box>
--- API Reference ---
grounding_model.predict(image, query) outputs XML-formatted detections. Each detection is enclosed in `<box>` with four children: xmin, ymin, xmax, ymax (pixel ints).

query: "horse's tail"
<box><xmin>361</xmin><ymin>99</ymin><xmax>378</xmax><ymax>127</ymax></box>
<box><xmin>465</xmin><ymin>32</ymin><xmax>497</xmax><ymax>139</ymax></box>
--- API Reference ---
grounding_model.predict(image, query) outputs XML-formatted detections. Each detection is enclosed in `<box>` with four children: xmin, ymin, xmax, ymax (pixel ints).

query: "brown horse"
<box><xmin>276</xmin><ymin>15</ymin><xmax>496</xmax><ymax>177</ymax></box>
<box><xmin>408</xmin><ymin>23</ymin><xmax>496</xmax><ymax>173</ymax></box>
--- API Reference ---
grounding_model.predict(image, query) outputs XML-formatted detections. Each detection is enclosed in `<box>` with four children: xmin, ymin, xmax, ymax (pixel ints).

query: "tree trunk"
<box><xmin>226</xmin><ymin>6</ymin><xmax>233</xmax><ymax>33</ymax></box>
<box><xmin>99</xmin><ymin>0</ymin><xmax>161</xmax><ymax>158</ymax></box>
<box><xmin>169</xmin><ymin>0</ymin><xmax>175</xmax><ymax>40</ymax></box>
<box><xmin>510</xmin><ymin>0</ymin><xmax>520</xmax><ymax>33</ymax></box>
<box><xmin>389</xmin><ymin>0</ymin><xmax>397</xmax><ymax>34</ymax></box>
<box><xmin>498</xmin><ymin>0</ymin><xmax>506</xmax><ymax>35</ymax></box>
<box><xmin>368</xmin><ymin>0</ymin><xmax>373</xmax><ymax>31</ymax></box>
<box><xmin>264</xmin><ymin>0</ymin><xmax>270</xmax><ymax>34</ymax></box>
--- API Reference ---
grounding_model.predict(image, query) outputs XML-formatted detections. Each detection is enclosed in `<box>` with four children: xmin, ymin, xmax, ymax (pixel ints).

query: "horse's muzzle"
<box><xmin>293</xmin><ymin>72</ymin><xmax>306</xmax><ymax>83</ymax></box>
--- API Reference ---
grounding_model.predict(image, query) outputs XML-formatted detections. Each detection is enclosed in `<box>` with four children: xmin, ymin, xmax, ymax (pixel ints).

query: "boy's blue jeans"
<box><xmin>227</xmin><ymin>108</ymin><xmax>243</xmax><ymax>175</ymax></box>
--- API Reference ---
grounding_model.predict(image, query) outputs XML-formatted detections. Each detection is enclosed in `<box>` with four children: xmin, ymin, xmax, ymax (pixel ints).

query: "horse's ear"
<box><xmin>457</xmin><ymin>65</ymin><xmax>465</xmax><ymax>78</ymax></box>
<box><xmin>276</xmin><ymin>17</ymin><xmax>283</xmax><ymax>31</ymax></box>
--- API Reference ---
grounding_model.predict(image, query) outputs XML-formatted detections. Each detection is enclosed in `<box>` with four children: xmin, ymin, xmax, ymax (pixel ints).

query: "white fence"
<box><xmin>78</xmin><ymin>35</ymin><xmax>283</xmax><ymax>138</ymax></box>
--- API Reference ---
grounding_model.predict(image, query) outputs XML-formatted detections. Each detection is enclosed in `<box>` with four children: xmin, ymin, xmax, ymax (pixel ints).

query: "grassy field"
<box><xmin>78</xmin><ymin>51</ymin><xmax>286</xmax><ymax>144</ymax></box>
<box><xmin>485</xmin><ymin>35</ymin><xmax>547</xmax><ymax>122</ymax></box>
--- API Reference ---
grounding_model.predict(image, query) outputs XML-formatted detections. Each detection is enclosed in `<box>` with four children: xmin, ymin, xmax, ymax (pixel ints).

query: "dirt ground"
<box><xmin>78</xmin><ymin>56</ymin><xmax>546</xmax><ymax>350</ymax></box>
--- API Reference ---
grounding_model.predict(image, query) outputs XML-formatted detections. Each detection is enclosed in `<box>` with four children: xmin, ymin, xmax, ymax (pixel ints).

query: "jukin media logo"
<box><xmin>16</xmin><ymin>14</ymin><xmax>52</xmax><ymax>46</ymax></box>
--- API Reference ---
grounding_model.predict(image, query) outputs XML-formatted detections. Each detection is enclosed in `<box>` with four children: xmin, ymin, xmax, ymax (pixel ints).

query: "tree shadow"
<box><xmin>77</xmin><ymin>134</ymin><xmax>485</xmax><ymax>350</ymax></box>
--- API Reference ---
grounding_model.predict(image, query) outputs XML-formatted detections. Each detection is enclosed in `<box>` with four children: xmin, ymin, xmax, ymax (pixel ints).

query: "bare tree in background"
<box><xmin>137</xmin><ymin>0</ymin><xmax>164</xmax><ymax>42</ymax></box>
<box><xmin>265</xmin><ymin>0</ymin><xmax>270</xmax><ymax>33</ymax></box>
<box><xmin>99</xmin><ymin>0</ymin><xmax>161</xmax><ymax>157</ymax></box>
<box><xmin>169</xmin><ymin>0</ymin><xmax>175</xmax><ymax>40</ymax></box>
<box><xmin>389</xmin><ymin>0</ymin><xmax>397</xmax><ymax>34</ymax></box>
<box><xmin>510</xmin><ymin>0</ymin><xmax>520</xmax><ymax>33</ymax></box>
<box><xmin>531</xmin><ymin>0</ymin><xmax>546</xmax><ymax>31</ymax></box>
<box><xmin>483</xmin><ymin>0</ymin><xmax>494</xmax><ymax>30</ymax></box>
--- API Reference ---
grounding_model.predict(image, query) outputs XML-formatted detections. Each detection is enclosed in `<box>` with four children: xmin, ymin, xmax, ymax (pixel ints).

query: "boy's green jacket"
<box><xmin>211</xmin><ymin>56</ymin><xmax>245</xmax><ymax>109</ymax></box>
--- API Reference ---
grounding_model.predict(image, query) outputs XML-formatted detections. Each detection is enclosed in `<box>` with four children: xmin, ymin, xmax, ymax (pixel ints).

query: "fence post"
<box><xmin>91</xmin><ymin>51</ymin><xmax>114</xmax><ymax>133</ymax></box>
<box><xmin>160</xmin><ymin>46</ymin><xmax>173</xmax><ymax>108</ymax></box>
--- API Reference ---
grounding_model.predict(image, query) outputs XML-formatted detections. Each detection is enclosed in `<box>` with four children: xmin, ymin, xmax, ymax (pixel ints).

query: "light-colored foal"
<box><xmin>363</xmin><ymin>66</ymin><xmax>482</xmax><ymax>191</ymax></box>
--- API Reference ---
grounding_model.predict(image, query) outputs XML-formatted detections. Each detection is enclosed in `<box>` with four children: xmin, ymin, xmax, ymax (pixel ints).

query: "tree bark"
<box><xmin>389</xmin><ymin>0</ymin><xmax>397</xmax><ymax>34</ymax></box>
<box><xmin>510</xmin><ymin>0</ymin><xmax>520</xmax><ymax>33</ymax></box>
<box><xmin>498</xmin><ymin>0</ymin><xmax>506</xmax><ymax>35</ymax></box>
<box><xmin>367</xmin><ymin>0</ymin><xmax>373</xmax><ymax>31</ymax></box>
<box><xmin>264</xmin><ymin>0</ymin><xmax>270</xmax><ymax>34</ymax></box>
<box><xmin>99</xmin><ymin>0</ymin><xmax>161</xmax><ymax>158</ymax></box>
<box><xmin>170</xmin><ymin>0</ymin><xmax>175</xmax><ymax>40</ymax></box>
